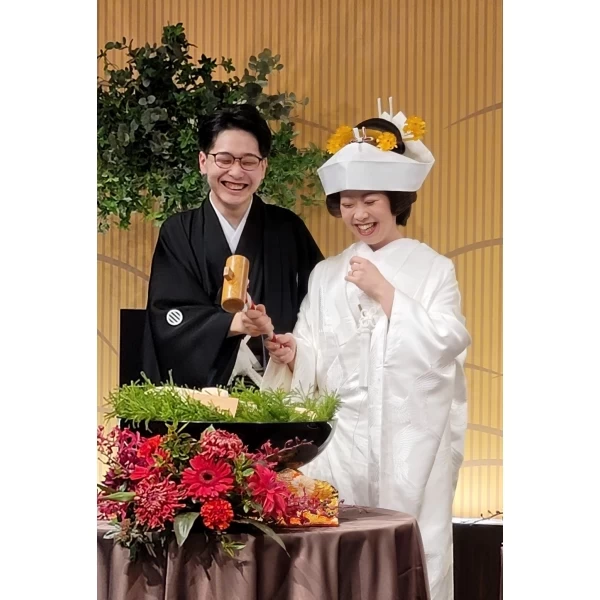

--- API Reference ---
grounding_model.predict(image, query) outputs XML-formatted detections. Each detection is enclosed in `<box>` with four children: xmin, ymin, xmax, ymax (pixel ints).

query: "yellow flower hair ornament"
<box><xmin>325</xmin><ymin>116</ymin><xmax>427</xmax><ymax>154</ymax></box>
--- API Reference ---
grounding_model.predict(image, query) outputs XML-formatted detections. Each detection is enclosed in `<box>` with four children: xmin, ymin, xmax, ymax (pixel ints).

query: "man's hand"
<box><xmin>229</xmin><ymin>304</ymin><xmax>274</xmax><ymax>338</ymax></box>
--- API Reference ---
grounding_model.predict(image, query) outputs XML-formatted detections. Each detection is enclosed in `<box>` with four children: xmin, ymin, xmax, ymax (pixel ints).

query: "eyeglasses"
<box><xmin>207</xmin><ymin>152</ymin><xmax>264</xmax><ymax>171</ymax></box>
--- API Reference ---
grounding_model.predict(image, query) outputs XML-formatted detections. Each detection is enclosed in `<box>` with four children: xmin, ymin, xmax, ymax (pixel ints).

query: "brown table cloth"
<box><xmin>97</xmin><ymin>505</ymin><xmax>429</xmax><ymax>600</ymax></box>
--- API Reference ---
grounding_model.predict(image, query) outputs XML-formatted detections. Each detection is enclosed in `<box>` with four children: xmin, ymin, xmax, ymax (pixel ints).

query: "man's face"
<box><xmin>199</xmin><ymin>129</ymin><xmax>268</xmax><ymax>211</ymax></box>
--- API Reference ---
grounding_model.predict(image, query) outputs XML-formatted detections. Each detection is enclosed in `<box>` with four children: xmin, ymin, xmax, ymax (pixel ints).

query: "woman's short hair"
<box><xmin>325</xmin><ymin>191</ymin><xmax>416</xmax><ymax>226</ymax></box>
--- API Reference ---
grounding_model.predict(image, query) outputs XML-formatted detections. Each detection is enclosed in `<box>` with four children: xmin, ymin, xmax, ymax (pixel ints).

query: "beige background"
<box><xmin>97</xmin><ymin>0</ymin><xmax>502</xmax><ymax>518</ymax></box>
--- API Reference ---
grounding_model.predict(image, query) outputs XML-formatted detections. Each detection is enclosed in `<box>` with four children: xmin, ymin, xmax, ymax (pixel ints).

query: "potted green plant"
<box><xmin>97</xmin><ymin>23</ymin><xmax>326</xmax><ymax>232</ymax></box>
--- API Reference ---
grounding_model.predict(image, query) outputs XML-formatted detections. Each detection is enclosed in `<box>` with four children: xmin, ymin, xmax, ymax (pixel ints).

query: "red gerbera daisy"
<box><xmin>200</xmin><ymin>498</ymin><xmax>235</xmax><ymax>531</ymax></box>
<box><xmin>133</xmin><ymin>476</ymin><xmax>185</xmax><ymax>530</ymax></box>
<box><xmin>181</xmin><ymin>455</ymin><xmax>234</xmax><ymax>501</ymax></box>
<box><xmin>247</xmin><ymin>464</ymin><xmax>290</xmax><ymax>519</ymax></box>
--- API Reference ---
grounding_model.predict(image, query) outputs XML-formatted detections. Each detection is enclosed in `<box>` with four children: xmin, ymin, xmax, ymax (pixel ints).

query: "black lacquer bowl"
<box><xmin>118</xmin><ymin>419</ymin><xmax>337</xmax><ymax>470</ymax></box>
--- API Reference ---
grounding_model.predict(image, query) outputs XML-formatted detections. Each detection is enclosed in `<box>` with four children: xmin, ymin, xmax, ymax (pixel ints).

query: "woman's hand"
<box><xmin>345</xmin><ymin>257</ymin><xmax>395</xmax><ymax>318</ymax></box>
<box><xmin>265</xmin><ymin>332</ymin><xmax>297</xmax><ymax>368</ymax></box>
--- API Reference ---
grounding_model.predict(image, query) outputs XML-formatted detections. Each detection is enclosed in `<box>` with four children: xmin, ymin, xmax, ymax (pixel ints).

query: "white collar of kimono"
<box><xmin>209</xmin><ymin>193</ymin><xmax>253</xmax><ymax>253</ymax></box>
<box><xmin>345</xmin><ymin>238</ymin><xmax>418</xmax><ymax>322</ymax></box>
<box><xmin>349</xmin><ymin>238</ymin><xmax>421</xmax><ymax>293</ymax></box>
<box><xmin>353</xmin><ymin>238</ymin><xmax>413</xmax><ymax>260</ymax></box>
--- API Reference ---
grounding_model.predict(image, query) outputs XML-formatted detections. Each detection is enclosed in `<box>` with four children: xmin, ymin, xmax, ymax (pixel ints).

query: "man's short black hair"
<box><xmin>198</xmin><ymin>104</ymin><xmax>272</xmax><ymax>157</ymax></box>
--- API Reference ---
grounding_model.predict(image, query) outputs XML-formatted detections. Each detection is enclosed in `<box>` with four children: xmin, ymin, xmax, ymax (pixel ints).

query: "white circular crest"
<box><xmin>166</xmin><ymin>309</ymin><xmax>183</xmax><ymax>326</ymax></box>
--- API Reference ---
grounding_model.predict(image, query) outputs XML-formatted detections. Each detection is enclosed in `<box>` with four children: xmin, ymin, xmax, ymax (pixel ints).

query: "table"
<box><xmin>98</xmin><ymin>505</ymin><xmax>429</xmax><ymax>600</ymax></box>
<box><xmin>452</xmin><ymin>518</ymin><xmax>503</xmax><ymax>600</ymax></box>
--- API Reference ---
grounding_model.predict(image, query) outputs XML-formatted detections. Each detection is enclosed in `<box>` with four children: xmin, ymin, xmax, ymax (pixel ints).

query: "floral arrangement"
<box><xmin>325</xmin><ymin>116</ymin><xmax>427</xmax><ymax>155</ymax></box>
<box><xmin>97</xmin><ymin>424</ymin><xmax>337</xmax><ymax>560</ymax></box>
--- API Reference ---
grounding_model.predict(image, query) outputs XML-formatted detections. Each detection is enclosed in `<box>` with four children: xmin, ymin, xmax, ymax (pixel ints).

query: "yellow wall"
<box><xmin>97</xmin><ymin>0</ymin><xmax>502</xmax><ymax>518</ymax></box>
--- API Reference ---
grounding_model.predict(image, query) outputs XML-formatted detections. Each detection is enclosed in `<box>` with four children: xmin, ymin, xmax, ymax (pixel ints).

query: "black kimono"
<box><xmin>142</xmin><ymin>196</ymin><xmax>323</xmax><ymax>388</ymax></box>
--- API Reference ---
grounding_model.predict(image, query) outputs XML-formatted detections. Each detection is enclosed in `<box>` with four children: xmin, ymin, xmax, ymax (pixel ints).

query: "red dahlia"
<box><xmin>133</xmin><ymin>476</ymin><xmax>185</xmax><ymax>529</ymax></box>
<box><xmin>200</xmin><ymin>498</ymin><xmax>235</xmax><ymax>531</ymax></box>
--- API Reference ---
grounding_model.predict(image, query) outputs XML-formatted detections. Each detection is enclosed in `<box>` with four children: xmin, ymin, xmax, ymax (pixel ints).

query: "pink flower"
<box><xmin>201</xmin><ymin>429</ymin><xmax>246</xmax><ymax>461</ymax></box>
<box><xmin>97</xmin><ymin>491</ymin><xmax>128</xmax><ymax>521</ymax></box>
<box><xmin>117</xmin><ymin>430</ymin><xmax>144</xmax><ymax>473</ymax></box>
<box><xmin>248</xmin><ymin>441</ymin><xmax>280</xmax><ymax>467</ymax></box>
<box><xmin>97</xmin><ymin>426</ymin><xmax>118</xmax><ymax>456</ymax></box>
<box><xmin>247</xmin><ymin>464</ymin><xmax>290</xmax><ymax>520</ymax></box>
<box><xmin>97</xmin><ymin>427</ymin><xmax>146</xmax><ymax>486</ymax></box>
<box><xmin>102</xmin><ymin>467</ymin><xmax>122</xmax><ymax>490</ymax></box>
<box><xmin>181</xmin><ymin>455</ymin><xmax>234</xmax><ymax>501</ymax></box>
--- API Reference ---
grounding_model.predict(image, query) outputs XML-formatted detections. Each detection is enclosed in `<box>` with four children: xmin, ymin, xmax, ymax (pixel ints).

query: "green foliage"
<box><xmin>230</xmin><ymin>383</ymin><xmax>341</xmax><ymax>423</ymax></box>
<box><xmin>97</xmin><ymin>23</ymin><xmax>327</xmax><ymax>232</ymax></box>
<box><xmin>105</xmin><ymin>381</ymin><xmax>228</xmax><ymax>423</ymax></box>
<box><xmin>105</xmin><ymin>379</ymin><xmax>340</xmax><ymax>424</ymax></box>
<box><xmin>160</xmin><ymin>424</ymin><xmax>201</xmax><ymax>471</ymax></box>
<box><xmin>173</xmin><ymin>512</ymin><xmax>200</xmax><ymax>547</ymax></box>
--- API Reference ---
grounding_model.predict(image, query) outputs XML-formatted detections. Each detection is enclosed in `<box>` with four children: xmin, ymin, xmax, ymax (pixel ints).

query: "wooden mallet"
<box><xmin>221</xmin><ymin>255</ymin><xmax>277</xmax><ymax>342</ymax></box>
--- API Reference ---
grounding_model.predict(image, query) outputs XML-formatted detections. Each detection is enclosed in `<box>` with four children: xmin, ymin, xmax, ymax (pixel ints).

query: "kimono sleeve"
<box><xmin>142</xmin><ymin>217</ymin><xmax>241</xmax><ymax>388</ymax></box>
<box><xmin>387</xmin><ymin>258</ymin><xmax>470</xmax><ymax>372</ymax></box>
<box><xmin>293</xmin><ymin>214</ymin><xmax>324</xmax><ymax>305</ymax></box>
<box><xmin>377</xmin><ymin>258</ymin><xmax>470</xmax><ymax>513</ymax></box>
<box><xmin>261</xmin><ymin>263</ymin><xmax>321</xmax><ymax>393</ymax></box>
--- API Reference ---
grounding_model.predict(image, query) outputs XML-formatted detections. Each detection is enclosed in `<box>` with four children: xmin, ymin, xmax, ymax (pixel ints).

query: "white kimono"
<box><xmin>261</xmin><ymin>238</ymin><xmax>470</xmax><ymax>600</ymax></box>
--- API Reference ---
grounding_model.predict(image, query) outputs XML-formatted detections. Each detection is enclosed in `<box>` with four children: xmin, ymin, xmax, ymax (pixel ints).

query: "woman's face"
<box><xmin>339</xmin><ymin>190</ymin><xmax>399</xmax><ymax>250</ymax></box>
